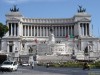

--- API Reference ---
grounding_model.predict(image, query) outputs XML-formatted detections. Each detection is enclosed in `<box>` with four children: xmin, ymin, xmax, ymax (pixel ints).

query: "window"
<box><xmin>84</xmin><ymin>46</ymin><xmax>88</xmax><ymax>56</ymax></box>
<box><xmin>22</xmin><ymin>44</ymin><xmax>25</xmax><ymax>50</ymax></box>
<box><xmin>9</xmin><ymin>45</ymin><xmax>13</xmax><ymax>52</ymax></box>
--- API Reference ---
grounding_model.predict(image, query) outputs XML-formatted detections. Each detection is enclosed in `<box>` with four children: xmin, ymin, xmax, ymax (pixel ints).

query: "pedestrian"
<box><xmin>46</xmin><ymin>63</ymin><xmax>50</xmax><ymax>68</ymax></box>
<box><xmin>31</xmin><ymin>61</ymin><xmax>34</xmax><ymax>69</ymax></box>
<box><xmin>83</xmin><ymin>62</ymin><xmax>90</xmax><ymax>70</ymax></box>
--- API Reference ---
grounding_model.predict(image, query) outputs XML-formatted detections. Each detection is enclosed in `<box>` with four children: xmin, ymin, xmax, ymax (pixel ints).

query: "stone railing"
<box><xmin>22</xmin><ymin>18</ymin><xmax>74</xmax><ymax>24</ymax></box>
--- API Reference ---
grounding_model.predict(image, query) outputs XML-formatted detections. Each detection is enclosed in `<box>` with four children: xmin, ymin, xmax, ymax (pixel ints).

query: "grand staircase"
<box><xmin>37</xmin><ymin>54</ymin><xmax>73</xmax><ymax>63</ymax></box>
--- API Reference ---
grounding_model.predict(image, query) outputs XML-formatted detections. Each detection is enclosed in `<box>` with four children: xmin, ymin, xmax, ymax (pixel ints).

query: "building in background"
<box><xmin>1</xmin><ymin>5</ymin><xmax>100</xmax><ymax>63</ymax></box>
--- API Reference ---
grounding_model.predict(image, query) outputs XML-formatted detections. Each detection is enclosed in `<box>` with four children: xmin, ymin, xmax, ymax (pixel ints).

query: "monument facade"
<box><xmin>1</xmin><ymin>5</ymin><xmax>100</xmax><ymax>62</ymax></box>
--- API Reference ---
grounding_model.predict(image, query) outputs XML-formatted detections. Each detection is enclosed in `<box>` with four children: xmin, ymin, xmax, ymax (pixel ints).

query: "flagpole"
<box><xmin>92</xmin><ymin>24</ymin><xmax>93</xmax><ymax>36</ymax></box>
<box><xmin>98</xmin><ymin>26</ymin><xmax>100</xmax><ymax>37</ymax></box>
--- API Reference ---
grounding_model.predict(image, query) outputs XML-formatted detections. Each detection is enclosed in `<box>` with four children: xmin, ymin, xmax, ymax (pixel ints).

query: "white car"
<box><xmin>0</xmin><ymin>60</ymin><xmax>18</xmax><ymax>72</ymax></box>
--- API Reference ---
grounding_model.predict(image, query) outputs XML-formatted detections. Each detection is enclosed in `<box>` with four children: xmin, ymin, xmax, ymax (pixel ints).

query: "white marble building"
<box><xmin>1</xmin><ymin>5</ymin><xmax>100</xmax><ymax>62</ymax></box>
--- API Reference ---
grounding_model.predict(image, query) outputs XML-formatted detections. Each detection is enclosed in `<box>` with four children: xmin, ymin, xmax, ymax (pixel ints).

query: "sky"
<box><xmin>0</xmin><ymin>0</ymin><xmax>100</xmax><ymax>37</ymax></box>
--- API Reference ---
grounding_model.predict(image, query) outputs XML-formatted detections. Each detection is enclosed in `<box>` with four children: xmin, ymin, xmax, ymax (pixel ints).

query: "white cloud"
<box><xmin>31</xmin><ymin>0</ymin><xmax>66</xmax><ymax>2</ymax></box>
<box><xmin>4</xmin><ymin>0</ymin><xmax>65</xmax><ymax>4</ymax></box>
<box><xmin>4</xmin><ymin>0</ymin><xmax>30</xmax><ymax>4</ymax></box>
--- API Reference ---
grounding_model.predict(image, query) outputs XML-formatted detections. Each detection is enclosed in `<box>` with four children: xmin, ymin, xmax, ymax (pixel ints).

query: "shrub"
<box><xmin>37</xmin><ymin>61</ymin><xmax>100</xmax><ymax>68</ymax></box>
<box><xmin>92</xmin><ymin>61</ymin><xmax>100</xmax><ymax>68</ymax></box>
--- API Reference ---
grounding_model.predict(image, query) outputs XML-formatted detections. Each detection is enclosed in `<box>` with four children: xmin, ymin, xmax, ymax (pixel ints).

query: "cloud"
<box><xmin>4</xmin><ymin>0</ymin><xmax>30</xmax><ymax>4</ymax></box>
<box><xmin>4</xmin><ymin>0</ymin><xmax>65</xmax><ymax>4</ymax></box>
<box><xmin>31</xmin><ymin>0</ymin><xmax>66</xmax><ymax>2</ymax></box>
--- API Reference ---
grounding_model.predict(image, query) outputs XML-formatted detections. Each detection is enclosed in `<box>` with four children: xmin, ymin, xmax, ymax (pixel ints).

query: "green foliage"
<box><xmin>37</xmin><ymin>61</ymin><xmax>100</xmax><ymax>69</ymax></box>
<box><xmin>42</xmin><ymin>61</ymin><xmax>83</xmax><ymax>68</ymax></box>
<box><xmin>91</xmin><ymin>61</ymin><xmax>100</xmax><ymax>68</ymax></box>
<box><xmin>0</xmin><ymin>23</ymin><xmax>8</xmax><ymax>38</ymax></box>
<box><xmin>62</xmin><ymin>61</ymin><xmax>83</xmax><ymax>68</ymax></box>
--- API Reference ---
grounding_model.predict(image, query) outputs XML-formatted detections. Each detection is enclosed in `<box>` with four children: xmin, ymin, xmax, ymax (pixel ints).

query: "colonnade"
<box><xmin>80</xmin><ymin>23</ymin><xmax>90</xmax><ymax>36</ymax></box>
<box><xmin>8</xmin><ymin>23</ymin><xmax>90</xmax><ymax>37</ymax></box>
<box><xmin>8</xmin><ymin>23</ymin><xmax>18</xmax><ymax>36</ymax></box>
<box><xmin>23</xmin><ymin>25</ymin><xmax>74</xmax><ymax>37</ymax></box>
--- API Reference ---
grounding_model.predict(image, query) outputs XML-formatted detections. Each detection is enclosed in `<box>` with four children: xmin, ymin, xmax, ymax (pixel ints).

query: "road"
<box><xmin>0</xmin><ymin>66</ymin><xmax>100</xmax><ymax>75</ymax></box>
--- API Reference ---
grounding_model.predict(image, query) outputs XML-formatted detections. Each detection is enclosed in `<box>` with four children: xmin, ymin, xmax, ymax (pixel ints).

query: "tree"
<box><xmin>0</xmin><ymin>23</ymin><xmax>8</xmax><ymax>50</ymax></box>
<box><xmin>0</xmin><ymin>23</ymin><xmax>8</xmax><ymax>38</ymax></box>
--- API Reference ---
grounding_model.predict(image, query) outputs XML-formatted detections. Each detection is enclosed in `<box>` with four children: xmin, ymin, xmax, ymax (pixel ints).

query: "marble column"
<box><xmin>62</xmin><ymin>26</ymin><xmax>63</xmax><ymax>37</ymax></box>
<box><xmin>58</xmin><ymin>26</ymin><xmax>60</xmax><ymax>37</ymax></box>
<box><xmin>55</xmin><ymin>26</ymin><xmax>57</xmax><ymax>37</ymax></box>
<box><xmin>37</xmin><ymin>26</ymin><xmax>38</xmax><ymax>37</ymax></box>
<box><xmin>71</xmin><ymin>26</ymin><xmax>72</xmax><ymax>35</ymax></box>
<box><xmin>28</xmin><ymin>26</ymin><xmax>29</xmax><ymax>36</ymax></box>
<box><xmin>78</xmin><ymin>23</ymin><xmax>81</xmax><ymax>36</ymax></box>
<box><xmin>14</xmin><ymin>23</ymin><xmax>16</xmax><ymax>36</ymax></box>
<box><xmin>46</xmin><ymin>26</ymin><xmax>48</xmax><ymax>37</ymax></box>
<box><xmin>24</xmin><ymin>25</ymin><xmax>26</xmax><ymax>36</ymax></box>
<box><xmin>40</xmin><ymin>26</ymin><xmax>41</xmax><ymax>37</ymax></box>
<box><xmin>83</xmin><ymin>23</ymin><xmax>85</xmax><ymax>36</ymax></box>
<box><xmin>44</xmin><ymin>27</ymin><xmax>46</xmax><ymax>36</ymax></box>
<box><xmin>86</xmin><ymin>23</ymin><xmax>87</xmax><ymax>36</ymax></box>
<box><xmin>48</xmin><ymin>26</ymin><xmax>49</xmax><ymax>36</ymax></box>
<box><xmin>7</xmin><ymin>42</ymin><xmax>9</xmax><ymax>53</ymax></box>
<box><xmin>31</xmin><ymin>26</ymin><xmax>32</xmax><ymax>36</ymax></box>
<box><xmin>80</xmin><ymin>24</ymin><xmax>82</xmax><ymax>36</ymax></box>
<box><xmin>68</xmin><ymin>26</ymin><xmax>69</xmax><ymax>35</ymax></box>
<box><xmin>87</xmin><ymin>23</ymin><xmax>89</xmax><ymax>36</ymax></box>
<box><xmin>65</xmin><ymin>26</ymin><xmax>66</xmax><ymax>36</ymax></box>
<box><xmin>11</xmin><ymin>23</ymin><xmax>12</xmax><ymax>36</ymax></box>
<box><xmin>43</xmin><ymin>26</ymin><xmax>44</xmax><ymax>37</ymax></box>
<box><xmin>41</xmin><ymin>27</ymin><xmax>43</xmax><ymax>36</ymax></box>
<box><xmin>34</xmin><ymin>26</ymin><xmax>35</xmax><ymax>37</ymax></box>
<box><xmin>17</xmin><ymin>22</ymin><xmax>19</xmax><ymax>36</ymax></box>
<box><xmin>9</xmin><ymin>23</ymin><xmax>11</xmax><ymax>36</ymax></box>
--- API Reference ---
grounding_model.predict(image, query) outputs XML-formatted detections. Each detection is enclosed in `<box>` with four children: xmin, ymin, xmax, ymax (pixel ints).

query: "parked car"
<box><xmin>22</xmin><ymin>62</ymin><xmax>30</xmax><ymax>66</ymax></box>
<box><xmin>0</xmin><ymin>60</ymin><xmax>18</xmax><ymax>72</ymax></box>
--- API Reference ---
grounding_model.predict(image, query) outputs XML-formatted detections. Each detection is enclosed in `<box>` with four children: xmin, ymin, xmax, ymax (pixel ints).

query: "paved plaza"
<box><xmin>0</xmin><ymin>66</ymin><xmax>100</xmax><ymax>75</ymax></box>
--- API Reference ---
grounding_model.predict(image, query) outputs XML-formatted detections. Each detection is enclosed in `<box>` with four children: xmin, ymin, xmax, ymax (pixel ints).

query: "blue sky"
<box><xmin>0</xmin><ymin>0</ymin><xmax>100</xmax><ymax>37</ymax></box>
